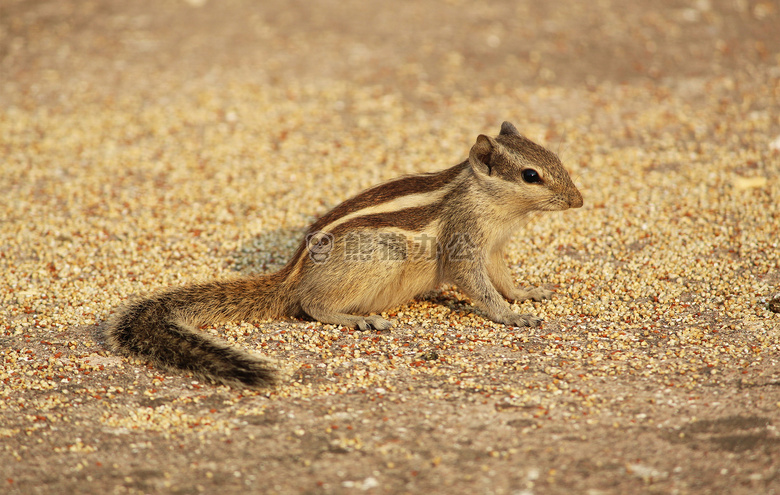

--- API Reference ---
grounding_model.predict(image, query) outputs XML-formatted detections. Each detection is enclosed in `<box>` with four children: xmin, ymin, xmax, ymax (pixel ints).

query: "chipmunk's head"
<box><xmin>468</xmin><ymin>121</ymin><xmax>583</xmax><ymax>212</ymax></box>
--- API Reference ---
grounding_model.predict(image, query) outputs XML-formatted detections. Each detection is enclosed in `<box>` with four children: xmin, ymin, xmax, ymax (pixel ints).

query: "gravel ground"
<box><xmin>2</xmin><ymin>0</ymin><xmax>779</xmax><ymax>493</ymax></box>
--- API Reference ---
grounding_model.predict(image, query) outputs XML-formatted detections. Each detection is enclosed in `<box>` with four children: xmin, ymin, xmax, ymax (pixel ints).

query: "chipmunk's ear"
<box><xmin>499</xmin><ymin>121</ymin><xmax>520</xmax><ymax>136</ymax></box>
<box><xmin>469</xmin><ymin>134</ymin><xmax>500</xmax><ymax>176</ymax></box>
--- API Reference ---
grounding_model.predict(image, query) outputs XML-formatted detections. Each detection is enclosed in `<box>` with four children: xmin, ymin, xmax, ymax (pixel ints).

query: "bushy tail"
<box><xmin>103</xmin><ymin>273</ymin><xmax>292</xmax><ymax>388</ymax></box>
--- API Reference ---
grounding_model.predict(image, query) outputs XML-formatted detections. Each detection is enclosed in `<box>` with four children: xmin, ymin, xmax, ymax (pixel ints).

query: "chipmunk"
<box><xmin>103</xmin><ymin>122</ymin><xmax>583</xmax><ymax>388</ymax></box>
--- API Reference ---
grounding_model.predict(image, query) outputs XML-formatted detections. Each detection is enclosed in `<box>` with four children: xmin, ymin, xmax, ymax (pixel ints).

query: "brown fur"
<box><xmin>103</xmin><ymin>122</ymin><xmax>583</xmax><ymax>388</ymax></box>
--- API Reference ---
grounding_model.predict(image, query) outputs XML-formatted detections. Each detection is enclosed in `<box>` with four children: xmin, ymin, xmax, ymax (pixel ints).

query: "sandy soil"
<box><xmin>2</xmin><ymin>0</ymin><xmax>779</xmax><ymax>493</ymax></box>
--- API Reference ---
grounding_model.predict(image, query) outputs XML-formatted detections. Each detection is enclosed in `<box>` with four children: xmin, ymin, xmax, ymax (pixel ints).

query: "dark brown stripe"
<box><xmin>275</xmin><ymin>240</ymin><xmax>309</xmax><ymax>279</ymax></box>
<box><xmin>308</xmin><ymin>161</ymin><xmax>467</xmax><ymax>233</ymax></box>
<box><xmin>327</xmin><ymin>204</ymin><xmax>441</xmax><ymax>237</ymax></box>
<box><xmin>280</xmin><ymin>204</ymin><xmax>441</xmax><ymax>280</ymax></box>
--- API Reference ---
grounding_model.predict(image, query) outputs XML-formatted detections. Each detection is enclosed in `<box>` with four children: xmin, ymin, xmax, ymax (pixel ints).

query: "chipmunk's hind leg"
<box><xmin>295</xmin><ymin>229</ymin><xmax>435</xmax><ymax>330</ymax></box>
<box><xmin>296</xmin><ymin>259</ymin><xmax>398</xmax><ymax>331</ymax></box>
<box><xmin>296</xmin><ymin>266</ymin><xmax>397</xmax><ymax>330</ymax></box>
<box><xmin>301</xmin><ymin>305</ymin><xmax>393</xmax><ymax>331</ymax></box>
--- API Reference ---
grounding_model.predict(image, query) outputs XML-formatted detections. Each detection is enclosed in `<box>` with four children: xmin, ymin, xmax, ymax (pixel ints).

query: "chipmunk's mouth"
<box><xmin>537</xmin><ymin>193</ymin><xmax>583</xmax><ymax>211</ymax></box>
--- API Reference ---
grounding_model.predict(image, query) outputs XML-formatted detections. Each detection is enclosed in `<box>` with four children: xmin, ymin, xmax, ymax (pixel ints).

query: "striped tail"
<box><xmin>103</xmin><ymin>272</ymin><xmax>291</xmax><ymax>388</ymax></box>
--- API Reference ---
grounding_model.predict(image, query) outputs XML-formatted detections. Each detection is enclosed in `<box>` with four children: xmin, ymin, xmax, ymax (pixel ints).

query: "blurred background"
<box><xmin>2</xmin><ymin>0</ymin><xmax>778</xmax><ymax>105</ymax></box>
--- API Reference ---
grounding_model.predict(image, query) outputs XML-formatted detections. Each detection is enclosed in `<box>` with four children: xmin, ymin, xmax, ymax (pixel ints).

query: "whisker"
<box><xmin>557</xmin><ymin>128</ymin><xmax>569</xmax><ymax>162</ymax></box>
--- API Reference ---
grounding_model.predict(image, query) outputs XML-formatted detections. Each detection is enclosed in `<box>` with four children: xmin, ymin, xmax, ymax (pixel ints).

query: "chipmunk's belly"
<box><xmin>344</xmin><ymin>229</ymin><xmax>441</xmax><ymax>314</ymax></box>
<box><xmin>349</xmin><ymin>255</ymin><xmax>440</xmax><ymax>314</ymax></box>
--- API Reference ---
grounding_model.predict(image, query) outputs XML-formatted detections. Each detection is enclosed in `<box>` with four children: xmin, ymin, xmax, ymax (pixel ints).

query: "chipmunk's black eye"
<box><xmin>521</xmin><ymin>169</ymin><xmax>541</xmax><ymax>184</ymax></box>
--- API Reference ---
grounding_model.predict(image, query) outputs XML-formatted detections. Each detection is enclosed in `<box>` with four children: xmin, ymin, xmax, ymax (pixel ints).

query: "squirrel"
<box><xmin>103</xmin><ymin>122</ymin><xmax>583</xmax><ymax>389</ymax></box>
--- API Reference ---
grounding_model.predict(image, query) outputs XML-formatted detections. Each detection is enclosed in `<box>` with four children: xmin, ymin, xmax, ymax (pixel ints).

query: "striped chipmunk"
<box><xmin>104</xmin><ymin>121</ymin><xmax>583</xmax><ymax>388</ymax></box>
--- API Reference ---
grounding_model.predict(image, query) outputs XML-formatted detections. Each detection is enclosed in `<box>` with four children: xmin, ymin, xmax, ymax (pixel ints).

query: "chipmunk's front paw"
<box><xmin>495</xmin><ymin>312</ymin><xmax>543</xmax><ymax>328</ymax></box>
<box><xmin>510</xmin><ymin>287</ymin><xmax>553</xmax><ymax>302</ymax></box>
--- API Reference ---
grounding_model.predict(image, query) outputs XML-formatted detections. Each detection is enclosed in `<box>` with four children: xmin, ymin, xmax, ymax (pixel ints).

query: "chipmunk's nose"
<box><xmin>569</xmin><ymin>189</ymin><xmax>584</xmax><ymax>209</ymax></box>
